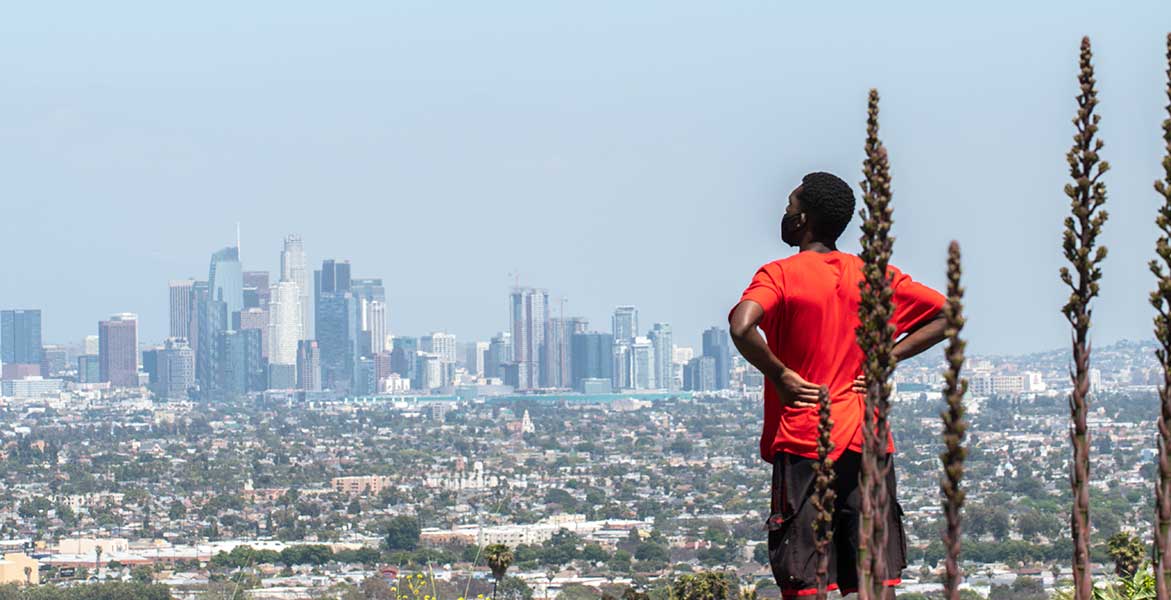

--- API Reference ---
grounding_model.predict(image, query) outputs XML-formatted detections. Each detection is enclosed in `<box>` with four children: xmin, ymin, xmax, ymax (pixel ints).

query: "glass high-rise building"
<box><xmin>1</xmin><ymin>309</ymin><xmax>43</xmax><ymax>377</ymax></box>
<box><xmin>570</xmin><ymin>332</ymin><xmax>612</xmax><ymax>391</ymax></box>
<box><xmin>649</xmin><ymin>323</ymin><xmax>674</xmax><ymax>391</ymax></box>
<box><xmin>352</xmin><ymin>278</ymin><xmax>387</xmax><ymax>357</ymax></box>
<box><xmin>297</xmin><ymin>340</ymin><xmax>321</xmax><ymax>392</ymax></box>
<box><xmin>612</xmin><ymin>305</ymin><xmax>638</xmax><ymax>343</ymax></box>
<box><xmin>486</xmin><ymin>332</ymin><xmax>511</xmax><ymax>380</ymax></box>
<box><xmin>280</xmin><ymin>235</ymin><xmax>313</xmax><ymax>340</ymax></box>
<box><xmin>630</xmin><ymin>336</ymin><xmax>655</xmax><ymax>390</ymax></box>
<box><xmin>390</xmin><ymin>336</ymin><xmax>418</xmax><ymax>383</ymax></box>
<box><xmin>316</xmin><ymin>263</ymin><xmax>359</xmax><ymax>393</ymax></box>
<box><xmin>702</xmin><ymin>327</ymin><xmax>732</xmax><ymax>390</ymax></box>
<box><xmin>200</xmin><ymin>247</ymin><xmax>243</xmax><ymax>397</ymax></box>
<box><xmin>509</xmin><ymin>287</ymin><xmax>547</xmax><ymax>390</ymax></box>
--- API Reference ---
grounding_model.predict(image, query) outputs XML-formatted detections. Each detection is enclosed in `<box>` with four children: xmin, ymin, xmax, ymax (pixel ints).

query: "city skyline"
<box><xmin>4</xmin><ymin>4</ymin><xmax>1171</xmax><ymax>357</ymax></box>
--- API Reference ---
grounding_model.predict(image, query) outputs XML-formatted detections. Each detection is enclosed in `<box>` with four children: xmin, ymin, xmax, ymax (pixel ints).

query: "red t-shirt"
<box><xmin>733</xmin><ymin>251</ymin><xmax>945</xmax><ymax>463</ymax></box>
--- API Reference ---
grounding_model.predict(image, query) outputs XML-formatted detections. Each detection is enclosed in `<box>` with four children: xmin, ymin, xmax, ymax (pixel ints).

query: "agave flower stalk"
<box><xmin>856</xmin><ymin>88</ymin><xmax>897</xmax><ymax>600</ymax></box>
<box><xmin>812</xmin><ymin>385</ymin><xmax>836</xmax><ymax>600</ymax></box>
<box><xmin>1060</xmin><ymin>36</ymin><xmax>1109</xmax><ymax>600</ymax></box>
<box><xmin>1150</xmin><ymin>31</ymin><xmax>1171</xmax><ymax>600</ymax></box>
<box><xmin>940</xmin><ymin>241</ymin><xmax>968</xmax><ymax>600</ymax></box>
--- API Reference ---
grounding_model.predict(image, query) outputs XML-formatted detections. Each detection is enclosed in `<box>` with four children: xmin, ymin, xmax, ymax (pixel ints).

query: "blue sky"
<box><xmin>1</xmin><ymin>2</ymin><xmax>1169</xmax><ymax>355</ymax></box>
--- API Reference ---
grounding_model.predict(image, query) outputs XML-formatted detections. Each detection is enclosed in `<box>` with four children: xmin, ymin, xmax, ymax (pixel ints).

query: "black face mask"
<box><xmin>780</xmin><ymin>213</ymin><xmax>803</xmax><ymax>247</ymax></box>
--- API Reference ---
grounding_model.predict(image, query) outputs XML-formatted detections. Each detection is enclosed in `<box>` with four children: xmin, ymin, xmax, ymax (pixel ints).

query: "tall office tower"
<box><xmin>99</xmin><ymin>313</ymin><xmax>138</xmax><ymax>387</ymax></box>
<box><xmin>466</xmin><ymin>342</ymin><xmax>489</xmax><ymax>377</ymax></box>
<box><xmin>280</xmin><ymin>235</ymin><xmax>313</xmax><ymax>340</ymax></box>
<box><xmin>630</xmin><ymin>336</ymin><xmax>656</xmax><ymax>390</ymax></box>
<box><xmin>77</xmin><ymin>355</ymin><xmax>100</xmax><ymax>383</ymax></box>
<box><xmin>169</xmin><ymin>280</ymin><xmax>195</xmax><ymax>338</ymax></box>
<box><xmin>416</xmin><ymin>353</ymin><xmax>442</xmax><ymax>390</ymax></box>
<box><xmin>142</xmin><ymin>347</ymin><xmax>161</xmax><ymax>385</ymax></box>
<box><xmin>541</xmin><ymin>318</ymin><xmax>570</xmax><ymax>389</ymax></box>
<box><xmin>83</xmin><ymin>335</ymin><xmax>99</xmax><ymax>356</ymax></box>
<box><xmin>216</xmin><ymin>329</ymin><xmax>264</xmax><ymax>398</ymax></box>
<box><xmin>421</xmin><ymin>332</ymin><xmax>457</xmax><ymax>364</ymax></box>
<box><xmin>200</xmin><ymin>247</ymin><xmax>243</xmax><ymax>395</ymax></box>
<box><xmin>648</xmin><ymin>323</ymin><xmax>674</xmax><ymax>391</ymax></box>
<box><xmin>316</xmin><ymin>260</ymin><xmax>359</xmax><ymax>393</ymax></box>
<box><xmin>39</xmin><ymin>345</ymin><xmax>68</xmax><ymax>378</ymax></box>
<box><xmin>317</xmin><ymin>259</ymin><xmax>352</xmax><ymax>296</ymax></box>
<box><xmin>570</xmin><ymin>332</ymin><xmax>613</xmax><ymax>390</ymax></box>
<box><xmin>242</xmin><ymin>271</ymin><xmax>271</xmax><ymax>309</ymax></box>
<box><xmin>1</xmin><ymin>309</ymin><xmax>43</xmax><ymax>379</ymax></box>
<box><xmin>157</xmin><ymin>338</ymin><xmax>195</xmax><ymax>399</ymax></box>
<box><xmin>485</xmin><ymin>332</ymin><xmax>511</xmax><ymax>380</ymax></box>
<box><xmin>509</xmin><ymin>287</ymin><xmax>548</xmax><ymax>390</ymax></box>
<box><xmin>611</xmin><ymin>341</ymin><xmax>630</xmax><ymax>390</ymax></box>
<box><xmin>234</xmin><ymin>308</ymin><xmax>269</xmax><ymax>360</ymax></box>
<box><xmin>354</xmin><ymin>357</ymin><xmax>376</xmax><ymax>395</ymax></box>
<box><xmin>187</xmin><ymin>281</ymin><xmax>208</xmax><ymax>361</ymax></box>
<box><xmin>684</xmin><ymin>356</ymin><xmax>717</xmax><ymax>391</ymax></box>
<box><xmin>297</xmin><ymin>340</ymin><xmax>321</xmax><ymax>391</ymax></box>
<box><xmin>566</xmin><ymin>317</ymin><xmax>590</xmax><ymax>336</ymax></box>
<box><xmin>268</xmin><ymin>281</ymin><xmax>302</xmax><ymax>367</ymax></box>
<box><xmin>373</xmin><ymin>352</ymin><xmax>394</xmax><ymax>389</ymax></box>
<box><xmin>352</xmin><ymin>278</ymin><xmax>386</xmax><ymax>357</ymax></box>
<box><xmin>366</xmin><ymin>300</ymin><xmax>388</xmax><ymax>355</ymax></box>
<box><xmin>702</xmin><ymin>327</ymin><xmax>732</xmax><ymax>390</ymax></box>
<box><xmin>612</xmin><ymin>306</ymin><xmax>638</xmax><ymax>342</ymax></box>
<box><xmin>390</xmin><ymin>336</ymin><xmax>418</xmax><ymax>382</ymax></box>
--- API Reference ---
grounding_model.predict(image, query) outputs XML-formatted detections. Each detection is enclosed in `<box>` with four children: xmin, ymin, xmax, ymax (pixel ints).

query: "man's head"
<box><xmin>781</xmin><ymin>172</ymin><xmax>856</xmax><ymax>248</ymax></box>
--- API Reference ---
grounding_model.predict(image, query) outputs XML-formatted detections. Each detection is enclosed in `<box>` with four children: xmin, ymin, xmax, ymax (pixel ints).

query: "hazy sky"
<box><xmin>2</xmin><ymin>2</ymin><xmax>1169</xmax><ymax>355</ymax></box>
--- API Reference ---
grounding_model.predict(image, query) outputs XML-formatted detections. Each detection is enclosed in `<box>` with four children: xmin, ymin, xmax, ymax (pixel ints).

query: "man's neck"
<box><xmin>798</xmin><ymin>240</ymin><xmax>837</xmax><ymax>254</ymax></box>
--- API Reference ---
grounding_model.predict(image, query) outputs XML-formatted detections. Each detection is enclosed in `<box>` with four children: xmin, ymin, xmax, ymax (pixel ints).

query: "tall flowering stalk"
<box><xmin>812</xmin><ymin>385</ymin><xmax>836</xmax><ymax>600</ymax></box>
<box><xmin>1060</xmin><ymin>36</ymin><xmax>1109</xmax><ymax>600</ymax></box>
<box><xmin>855</xmin><ymin>88</ymin><xmax>897</xmax><ymax>600</ymax></box>
<box><xmin>939</xmin><ymin>241</ymin><xmax>968</xmax><ymax>600</ymax></box>
<box><xmin>1150</xmin><ymin>31</ymin><xmax>1171</xmax><ymax>600</ymax></box>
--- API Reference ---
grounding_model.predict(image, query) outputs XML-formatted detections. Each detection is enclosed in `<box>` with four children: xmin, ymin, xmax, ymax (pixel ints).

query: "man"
<box><xmin>728</xmin><ymin>172</ymin><xmax>947</xmax><ymax>598</ymax></box>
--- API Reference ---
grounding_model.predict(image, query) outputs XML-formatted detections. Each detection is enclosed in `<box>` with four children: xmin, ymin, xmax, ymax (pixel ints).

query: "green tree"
<box><xmin>1107</xmin><ymin>532</ymin><xmax>1145</xmax><ymax>578</ymax></box>
<box><xmin>497</xmin><ymin>576</ymin><xmax>534</xmax><ymax>600</ymax></box>
<box><xmin>383</xmin><ymin>515</ymin><xmax>420</xmax><ymax>551</ymax></box>
<box><xmin>670</xmin><ymin>571</ymin><xmax>734</xmax><ymax>600</ymax></box>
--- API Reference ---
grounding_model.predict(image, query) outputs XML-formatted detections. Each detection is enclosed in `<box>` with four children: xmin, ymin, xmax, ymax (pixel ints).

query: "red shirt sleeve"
<box><xmin>730</xmin><ymin>263</ymin><xmax>784</xmax><ymax>330</ymax></box>
<box><xmin>888</xmin><ymin>265</ymin><xmax>945</xmax><ymax>336</ymax></box>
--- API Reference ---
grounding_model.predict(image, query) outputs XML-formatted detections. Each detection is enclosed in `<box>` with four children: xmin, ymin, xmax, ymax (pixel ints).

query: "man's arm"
<box><xmin>891</xmin><ymin>310</ymin><xmax>947</xmax><ymax>363</ymax></box>
<box><xmin>729</xmin><ymin>300</ymin><xmax>821</xmax><ymax>408</ymax></box>
<box><xmin>852</xmin><ymin>309</ymin><xmax>948</xmax><ymax>392</ymax></box>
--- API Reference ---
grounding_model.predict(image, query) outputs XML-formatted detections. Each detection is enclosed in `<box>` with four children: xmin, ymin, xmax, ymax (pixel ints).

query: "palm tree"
<box><xmin>95</xmin><ymin>544</ymin><xmax>103</xmax><ymax>578</ymax></box>
<box><xmin>484</xmin><ymin>543</ymin><xmax>513</xmax><ymax>600</ymax></box>
<box><xmin>23</xmin><ymin>565</ymin><xmax>31</xmax><ymax>586</ymax></box>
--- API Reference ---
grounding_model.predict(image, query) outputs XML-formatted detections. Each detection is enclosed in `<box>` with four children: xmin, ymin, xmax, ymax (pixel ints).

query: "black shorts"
<box><xmin>767</xmin><ymin>451</ymin><xmax>907</xmax><ymax>598</ymax></box>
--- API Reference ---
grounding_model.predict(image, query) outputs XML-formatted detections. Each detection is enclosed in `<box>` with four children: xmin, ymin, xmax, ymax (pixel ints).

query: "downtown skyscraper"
<box><xmin>509</xmin><ymin>287</ymin><xmax>547</xmax><ymax>390</ymax></box>
<box><xmin>199</xmin><ymin>246</ymin><xmax>244</xmax><ymax>398</ymax></box>
<box><xmin>1</xmin><ymin>309</ymin><xmax>43</xmax><ymax>379</ymax></box>
<box><xmin>268</xmin><ymin>279</ymin><xmax>302</xmax><ymax>388</ymax></box>
<box><xmin>99</xmin><ymin>313</ymin><xmax>138</xmax><ymax>387</ymax></box>
<box><xmin>168</xmin><ymin>280</ymin><xmax>195</xmax><ymax>339</ymax></box>
<box><xmin>316</xmin><ymin>259</ymin><xmax>359</xmax><ymax>393</ymax></box>
<box><xmin>280</xmin><ymin>235</ymin><xmax>313</xmax><ymax>340</ymax></box>
<box><xmin>649</xmin><ymin>323</ymin><xmax>674</xmax><ymax>391</ymax></box>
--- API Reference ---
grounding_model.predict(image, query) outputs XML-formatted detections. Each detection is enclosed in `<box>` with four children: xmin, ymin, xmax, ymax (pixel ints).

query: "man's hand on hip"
<box><xmin>772</xmin><ymin>368</ymin><xmax>821</xmax><ymax>409</ymax></box>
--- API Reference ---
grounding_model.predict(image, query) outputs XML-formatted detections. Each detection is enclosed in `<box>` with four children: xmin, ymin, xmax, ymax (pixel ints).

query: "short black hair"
<box><xmin>797</xmin><ymin>172</ymin><xmax>855</xmax><ymax>241</ymax></box>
